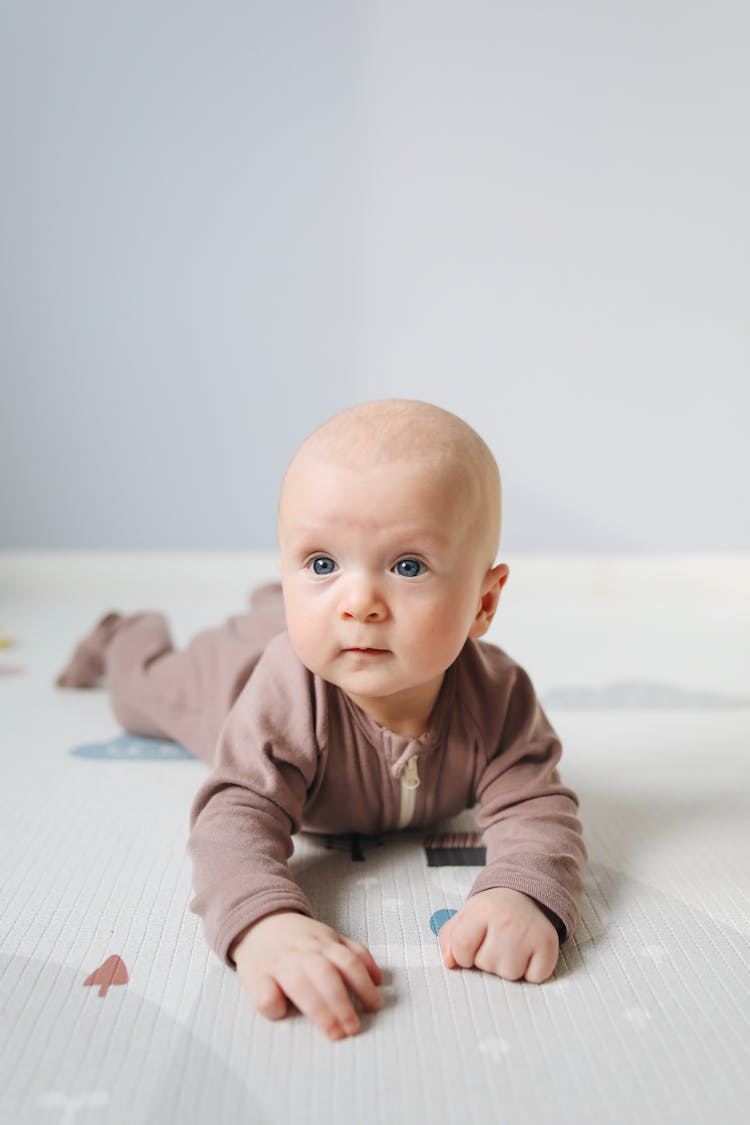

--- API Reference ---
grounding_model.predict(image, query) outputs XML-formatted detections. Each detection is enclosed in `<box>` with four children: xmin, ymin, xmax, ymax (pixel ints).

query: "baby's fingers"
<box><xmin>437</xmin><ymin>923</ymin><xmax>457</xmax><ymax>968</ymax></box>
<box><xmin>243</xmin><ymin>970</ymin><xmax>289</xmax><ymax>1021</ymax></box>
<box><xmin>330</xmin><ymin>942</ymin><xmax>383</xmax><ymax>1013</ymax></box>
<box><xmin>341</xmin><ymin>937</ymin><xmax>383</xmax><ymax>987</ymax></box>
<box><xmin>441</xmin><ymin>915</ymin><xmax>486</xmax><ymax>969</ymax></box>
<box><xmin>283</xmin><ymin>957</ymin><xmax>365</xmax><ymax>1041</ymax></box>
<box><xmin>524</xmin><ymin>937</ymin><xmax>559</xmax><ymax>984</ymax></box>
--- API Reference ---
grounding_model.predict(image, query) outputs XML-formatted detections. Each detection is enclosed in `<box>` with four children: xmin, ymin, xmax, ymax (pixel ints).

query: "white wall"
<box><xmin>2</xmin><ymin>1</ymin><xmax>748</xmax><ymax>550</ymax></box>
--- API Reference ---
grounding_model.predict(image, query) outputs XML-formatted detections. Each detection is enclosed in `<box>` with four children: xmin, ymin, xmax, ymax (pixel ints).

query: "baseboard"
<box><xmin>1</xmin><ymin>550</ymin><xmax>748</xmax><ymax>605</ymax></box>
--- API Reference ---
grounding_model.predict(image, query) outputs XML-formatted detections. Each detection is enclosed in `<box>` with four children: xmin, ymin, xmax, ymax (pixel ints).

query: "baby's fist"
<box><xmin>438</xmin><ymin>887</ymin><xmax>559</xmax><ymax>984</ymax></box>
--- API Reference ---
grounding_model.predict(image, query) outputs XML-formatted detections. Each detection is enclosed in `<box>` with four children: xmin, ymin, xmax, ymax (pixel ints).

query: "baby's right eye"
<box><xmin>309</xmin><ymin>556</ymin><xmax>336</xmax><ymax>576</ymax></box>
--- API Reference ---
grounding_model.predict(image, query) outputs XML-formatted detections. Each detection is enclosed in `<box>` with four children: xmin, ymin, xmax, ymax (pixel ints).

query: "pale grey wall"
<box><xmin>1</xmin><ymin>0</ymin><xmax>366</xmax><ymax>548</ymax></box>
<box><xmin>3</xmin><ymin>1</ymin><xmax>748</xmax><ymax>550</ymax></box>
<box><xmin>357</xmin><ymin>0</ymin><xmax>750</xmax><ymax>550</ymax></box>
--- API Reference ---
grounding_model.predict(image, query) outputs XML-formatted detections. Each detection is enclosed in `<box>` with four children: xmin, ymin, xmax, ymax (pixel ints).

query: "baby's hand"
<box><xmin>230</xmin><ymin>911</ymin><xmax>382</xmax><ymax>1041</ymax></box>
<box><xmin>438</xmin><ymin>888</ymin><xmax>559</xmax><ymax>983</ymax></box>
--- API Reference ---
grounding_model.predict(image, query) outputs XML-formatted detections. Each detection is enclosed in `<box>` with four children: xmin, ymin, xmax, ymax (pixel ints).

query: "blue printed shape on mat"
<box><xmin>70</xmin><ymin>733</ymin><xmax>192</xmax><ymax>761</ymax></box>
<box><xmin>429</xmin><ymin>908</ymin><xmax>457</xmax><ymax>936</ymax></box>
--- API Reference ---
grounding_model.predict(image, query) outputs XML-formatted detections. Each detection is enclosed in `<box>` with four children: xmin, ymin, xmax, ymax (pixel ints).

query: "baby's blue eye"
<box><xmin>393</xmin><ymin>558</ymin><xmax>425</xmax><ymax>578</ymax></box>
<box><xmin>310</xmin><ymin>556</ymin><xmax>336</xmax><ymax>576</ymax></box>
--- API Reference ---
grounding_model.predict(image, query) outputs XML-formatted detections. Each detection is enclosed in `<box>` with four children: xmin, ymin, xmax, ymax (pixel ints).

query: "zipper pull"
<box><xmin>401</xmin><ymin>756</ymin><xmax>420</xmax><ymax>790</ymax></box>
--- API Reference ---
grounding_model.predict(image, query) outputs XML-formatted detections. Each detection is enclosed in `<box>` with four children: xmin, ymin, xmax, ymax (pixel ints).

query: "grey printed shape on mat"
<box><xmin>2</xmin><ymin>857</ymin><xmax>749</xmax><ymax>1124</ymax></box>
<box><xmin>70</xmin><ymin>732</ymin><xmax>193</xmax><ymax>760</ymax></box>
<box><xmin>542</xmin><ymin>680</ymin><xmax>750</xmax><ymax>710</ymax></box>
<box><xmin>286</xmin><ymin>843</ymin><xmax>750</xmax><ymax>1124</ymax></box>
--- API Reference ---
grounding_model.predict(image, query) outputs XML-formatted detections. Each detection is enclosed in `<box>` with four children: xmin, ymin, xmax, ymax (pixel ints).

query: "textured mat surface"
<box><xmin>1</xmin><ymin>554</ymin><xmax>749</xmax><ymax>1124</ymax></box>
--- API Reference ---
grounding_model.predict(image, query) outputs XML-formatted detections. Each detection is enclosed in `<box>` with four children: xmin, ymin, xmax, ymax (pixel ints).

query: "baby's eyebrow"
<box><xmin>282</xmin><ymin>535</ymin><xmax>329</xmax><ymax>556</ymax></box>
<box><xmin>282</xmin><ymin>514</ymin><xmax>454</xmax><ymax>552</ymax></box>
<box><xmin>387</xmin><ymin>523</ymin><xmax>453</xmax><ymax>547</ymax></box>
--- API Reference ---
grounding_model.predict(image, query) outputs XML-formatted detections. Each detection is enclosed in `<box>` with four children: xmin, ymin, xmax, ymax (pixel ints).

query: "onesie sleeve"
<box><xmin>469</xmin><ymin>661</ymin><xmax>586</xmax><ymax>941</ymax></box>
<box><xmin>187</xmin><ymin>634</ymin><xmax>326</xmax><ymax>966</ymax></box>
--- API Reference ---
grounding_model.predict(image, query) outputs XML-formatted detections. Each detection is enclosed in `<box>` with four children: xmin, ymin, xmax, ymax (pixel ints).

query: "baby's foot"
<box><xmin>55</xmin><ymin>612</ymin><xmax>124</xmax><ymax>688</ymax></box>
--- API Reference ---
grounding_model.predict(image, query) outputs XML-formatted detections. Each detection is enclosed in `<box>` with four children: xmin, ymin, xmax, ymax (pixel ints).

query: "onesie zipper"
<box><xmin>397</xmin><ymin>756</ymin><xmax>420</xmax><ymax>829</ymax></box>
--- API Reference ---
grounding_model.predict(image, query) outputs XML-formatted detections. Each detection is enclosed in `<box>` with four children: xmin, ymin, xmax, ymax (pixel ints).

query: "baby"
<box><xmin>57</xmin><ymin>399</ymin><xmax>585</xmax><ymax>1042</ymax></box>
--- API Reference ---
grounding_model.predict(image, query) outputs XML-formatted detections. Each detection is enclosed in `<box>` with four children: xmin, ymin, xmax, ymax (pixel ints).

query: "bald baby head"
<box><xmin>280</xmin><ymin>399</ymin><xmax>502</xmax><ymax>567</ymax></box>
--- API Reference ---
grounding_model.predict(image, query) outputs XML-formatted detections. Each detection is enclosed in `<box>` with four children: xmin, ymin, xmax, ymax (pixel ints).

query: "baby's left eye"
<box><xmin>393</xmin><ymin>558</ymin><xmax>426</xmax><ymax>578</ymax></box>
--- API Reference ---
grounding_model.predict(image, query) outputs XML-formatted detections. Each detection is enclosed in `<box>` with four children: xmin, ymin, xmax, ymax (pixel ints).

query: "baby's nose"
<box><xmin>339</xmin><ymin>576</ymin><xmax>387</xmax><ymax>621</ymax></box>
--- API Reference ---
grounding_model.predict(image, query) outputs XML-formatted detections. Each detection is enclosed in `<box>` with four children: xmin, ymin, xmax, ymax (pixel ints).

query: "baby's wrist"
<box><xmin>533</xmin><ymin>901</ymin><xmax>565</xmax><ymax>937</ymax></box>
<box><xmin>228</xmin><ymin>924</ymin><xmax>254</xmax><ymax>965</ymax></box>
<box><xmin>229</xmin><ymin>909</ymin><xmax>301</xmax><ymax>964</ymax></box>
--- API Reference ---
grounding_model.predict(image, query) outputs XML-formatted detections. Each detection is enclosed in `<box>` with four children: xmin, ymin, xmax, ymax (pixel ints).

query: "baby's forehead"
<box><xmin>283</xmin><ymin>444</ymin><xmax>477</xmax><ymax>509</ymax></box>
<box><xmin>278</xmin><ymin>451</ymin><xmax>484</xmax><ymax>559</ymax></box>
<box><xmin>278</xmin><ymin>400</ymin><xmax>501</xmax><ymax>561</ymax></box>
<box><xmin>279</xmin><ymin>460</ymin><xmax>480</xmax><ymax>565</ymax></box>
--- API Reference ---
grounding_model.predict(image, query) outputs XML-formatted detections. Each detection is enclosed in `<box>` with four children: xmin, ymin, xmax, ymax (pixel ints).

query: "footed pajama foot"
<box><xmin>55</xmin><ymin>612</ymin><xmax>125</xmax><ymax>688</ymax></box>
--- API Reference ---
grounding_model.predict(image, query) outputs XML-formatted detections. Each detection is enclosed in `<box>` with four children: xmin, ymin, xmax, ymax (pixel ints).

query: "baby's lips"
<box><xmin>343</xmin><ymin>646</ymin><xmax>389</xmax><ymax>653</ymax></box>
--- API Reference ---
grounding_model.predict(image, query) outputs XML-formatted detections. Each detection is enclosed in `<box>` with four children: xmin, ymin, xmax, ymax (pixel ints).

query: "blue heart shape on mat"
<box><xmin>429</xmin><ymin>908</ymin><xmax>457</xmax><ymax>936</ymax></box>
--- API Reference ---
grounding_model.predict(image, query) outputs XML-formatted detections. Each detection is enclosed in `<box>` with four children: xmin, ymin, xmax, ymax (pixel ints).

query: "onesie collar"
<box><xmin>340</xmin><ymin>659</ymin><xmax>458</xmax><ymax>780</ymax></box>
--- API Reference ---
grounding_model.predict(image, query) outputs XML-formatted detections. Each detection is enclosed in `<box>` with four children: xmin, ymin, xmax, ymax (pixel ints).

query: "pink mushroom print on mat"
<box><xmin>83</xmin><ymin>956</ymin><xmax>129</xmax><ymax>997</ymax></box>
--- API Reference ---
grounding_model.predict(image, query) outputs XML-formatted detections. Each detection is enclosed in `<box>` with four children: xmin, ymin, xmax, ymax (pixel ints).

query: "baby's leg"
<box><xmin>57</xmin><ymin>590</ymin><xmax>286</xmax><ymax>766</ymax></box>
<box><xmin>104</xmin><ymin>613</ymin><xmax>186</xmax><ymax>746</ymax></box>
<box><xmin>57</xmin><ymin>611</ymin><xmax>193</xmax><ymax>746</ymax></box>
<box><xmin>106</xmin><ymin>603</ymin><xmax>284</xmax><ymax>764</ymax></box>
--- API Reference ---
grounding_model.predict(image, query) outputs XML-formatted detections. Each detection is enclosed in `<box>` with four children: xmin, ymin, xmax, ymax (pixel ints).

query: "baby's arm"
<box><xmin>465</xmin><ymin>659</ymin><xmax>586</xmax><ymax>955</ymax></box>
<box><xmin>437</xmin><ymin>887</ymin><xmax>559</xmax><ymax>982</ymax></box>
<box><xmin>230</xmin><ymin>911</ymin><xmax>382</xmax><ymax>1040</ymax></box>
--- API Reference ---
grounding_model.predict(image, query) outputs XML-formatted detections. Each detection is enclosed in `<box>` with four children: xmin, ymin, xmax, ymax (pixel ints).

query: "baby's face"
<box><xmin>278</xmin><ymin>453</ymin><xmax>504</xmax><ymax>733</ymax></box>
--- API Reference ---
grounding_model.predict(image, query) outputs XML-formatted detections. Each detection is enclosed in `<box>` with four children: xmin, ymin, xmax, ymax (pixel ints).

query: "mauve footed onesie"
<box><xmin>60</xmin><ymin>583</ymin><xmax>586</xmax><ymax>965</ymax></box>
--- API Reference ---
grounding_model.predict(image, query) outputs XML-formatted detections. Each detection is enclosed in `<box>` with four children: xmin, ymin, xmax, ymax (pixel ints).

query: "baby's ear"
<box><xmin>468</xmin><ymin>564</ymin><xmax>509</xmax><ymax>639</ymax></box>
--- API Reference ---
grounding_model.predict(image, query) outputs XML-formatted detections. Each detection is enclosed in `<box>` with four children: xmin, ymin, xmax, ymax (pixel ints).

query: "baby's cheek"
<box><xmin>414</xmin><ymin>603</ymin><xmax>463</xmax><ymax>645</ymax></box>
<box><xmin>285</xmin><ymin>618</ymin><xmax>325</xmax><ymax>675</ymax></box>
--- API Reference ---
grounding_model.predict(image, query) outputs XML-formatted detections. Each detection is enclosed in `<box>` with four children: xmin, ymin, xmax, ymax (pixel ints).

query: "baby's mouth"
<box><xmin>343</xmin><ymin>647</ymin><xmax>389</xmax><ymax>655</ymax></box>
